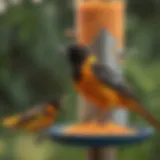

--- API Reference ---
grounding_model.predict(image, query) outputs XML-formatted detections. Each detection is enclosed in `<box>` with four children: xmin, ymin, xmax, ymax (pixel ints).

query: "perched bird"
<box><xmin>65</xmin><ymin>43</ymin><xmax>160</xmax><ymax>130</ymax></box>
<box><xmin>1</xmin><ymin>97</ymin><xmax>65</xmax><ymax>133</ymax></box>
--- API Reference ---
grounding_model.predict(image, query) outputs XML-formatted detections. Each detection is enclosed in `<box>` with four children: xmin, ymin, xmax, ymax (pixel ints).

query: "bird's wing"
<box><xmin>17</xmin><ymin>104</ymin><xmax>46</xmax><ymax>126</ymax></box>
<box><xmin>92</xmin><ymin>63</ymin><xmax>139</xmax><ymax>101</ymax></box>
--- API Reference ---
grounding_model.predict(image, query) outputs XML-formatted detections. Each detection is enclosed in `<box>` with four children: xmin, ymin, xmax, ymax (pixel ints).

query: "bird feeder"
<box><xmin>45</xmin><ymin>123</ymin><xmax>153</xmax><ymax>147</ymax></box>
<box><xmin>45</xmin><ymin>0</ymin><xmax>154</xmax><ymax>159</ymax></box>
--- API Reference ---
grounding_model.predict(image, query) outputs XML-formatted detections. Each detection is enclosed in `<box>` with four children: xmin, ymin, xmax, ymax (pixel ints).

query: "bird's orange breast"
<box><xmin>24</xmin><ymin>116</ymin><xmax>55</xmax><ymax>132</ymax></box>
<box><xmin>74</xmin><ymin>57</ymin><xmax>119</xmax><ymax>108</ymax></box>
<box><xmin>25</xmin><ymin>107</ymin><xmax>57</xmax><ymax>132</ymax></box>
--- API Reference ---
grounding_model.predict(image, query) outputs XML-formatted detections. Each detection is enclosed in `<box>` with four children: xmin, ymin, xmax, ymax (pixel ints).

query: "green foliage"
<box><xmin>0</xmin><ymin>1</ymin><xmax>72</xmax><ymax>114</ymax></box>
<box><xmin>0</xmin><ymin>0</ymin><xmax>159</xmax><ymax>160</ymax></box>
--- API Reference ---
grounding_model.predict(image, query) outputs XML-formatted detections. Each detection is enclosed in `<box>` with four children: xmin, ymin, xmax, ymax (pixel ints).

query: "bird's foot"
<box><xmin>97</xmin><ymin>118</ymin><xmax>106</xmax><ymax>127</ymax></box>
<box><xmin>97</xmin><ymin>110</ymin><xmax>111</xmax><ymax>127</ymax></box>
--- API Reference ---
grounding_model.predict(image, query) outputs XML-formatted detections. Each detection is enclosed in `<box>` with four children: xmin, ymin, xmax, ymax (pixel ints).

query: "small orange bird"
<box><xmin>1</xmin><ymin>97</ymin><xmax>65</xmax><ymax>133</ymax></box>
<box><xmin>65</xmin><ymin>43</ymin><xmax>160</xmax><ymax>130</ymax></box>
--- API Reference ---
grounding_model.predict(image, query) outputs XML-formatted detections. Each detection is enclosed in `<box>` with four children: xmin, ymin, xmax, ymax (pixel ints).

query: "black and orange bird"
<box><xmin>1</xmin><ymin>97</ymin><xmax>65</xmax><ymax>133</ymax></box>
<box><xmin>65</xmin><ymin>43</ymin><xmax>160</xmax><ymax>130</ymax></box>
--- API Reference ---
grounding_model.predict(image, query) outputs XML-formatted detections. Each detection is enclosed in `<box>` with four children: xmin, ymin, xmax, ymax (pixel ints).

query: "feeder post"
<box><xmin>75</xmin><ymin>0</ymin><xmax>126</xmax><ymax>160</ymax></box>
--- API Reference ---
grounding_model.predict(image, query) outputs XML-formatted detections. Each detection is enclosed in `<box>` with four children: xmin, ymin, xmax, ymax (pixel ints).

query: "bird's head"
<box><xmin>65</xmin><ymin>43</ymin><xmax>90</xmax><ymax>66</ymax></box>
<box><xmin>47</xmin><ymin>99</ymin><xmax>61</xmax><ymax>111</ymax></box>
<box><xmin>47</xmin><ymin>95</ymin><xmax>69</xmax><ymax>111</ymax></box>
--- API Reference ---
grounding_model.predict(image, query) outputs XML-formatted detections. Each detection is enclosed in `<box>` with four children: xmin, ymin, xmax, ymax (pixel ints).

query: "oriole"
<box><xmin>65</xmin><ymin>44</ymin><xmax>160</xmax><ymax>130</ymax></box>
<box><xmin>1</xmin><ymin>98</ymin><xmax>63</xmax><ymax>133</ymax></box>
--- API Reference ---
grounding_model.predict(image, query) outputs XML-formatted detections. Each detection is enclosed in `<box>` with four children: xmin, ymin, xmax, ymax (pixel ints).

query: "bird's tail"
<box><xmin>1</xmin><ymin>115</ymin><xmax>20</xmax><ymax>129</ymax></box>
<box><xmin>121</xmin><ymin>99</ymin><xmax>160</xmax><ymax>131</ymax></box>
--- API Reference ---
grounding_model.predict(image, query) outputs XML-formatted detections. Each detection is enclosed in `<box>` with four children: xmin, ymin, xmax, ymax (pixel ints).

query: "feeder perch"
<box><xmin>44</xmin><ymin>122</ymin><xmax>154</xmax><ymax>147</ymax></box>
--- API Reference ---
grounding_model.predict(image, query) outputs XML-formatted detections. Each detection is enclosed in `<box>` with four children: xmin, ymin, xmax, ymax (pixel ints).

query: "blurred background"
<box><xmin>0</xmin><ymin>0</ymin><xmax>159</xmax><ymax>160</ymax></box>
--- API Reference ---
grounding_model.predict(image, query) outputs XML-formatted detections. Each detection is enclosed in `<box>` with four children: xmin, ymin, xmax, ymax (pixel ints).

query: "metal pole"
<box><xmin>75</xmin><ymin>0</ymin><xmax>126</xmax><ymax>160</ymax></box>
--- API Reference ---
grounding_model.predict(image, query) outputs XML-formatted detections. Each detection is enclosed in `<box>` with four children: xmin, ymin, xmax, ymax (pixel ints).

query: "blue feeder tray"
<box><xmin>44</xmin><ymin>124</ymin><xmax>154</xmax><ymax>147</ymax></box>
